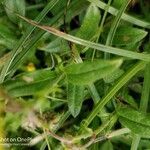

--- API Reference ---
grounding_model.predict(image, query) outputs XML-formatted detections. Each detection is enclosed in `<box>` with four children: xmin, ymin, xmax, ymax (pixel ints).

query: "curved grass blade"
<box><xmin>18</xmin><ymin>17</ymin><xmax>150</xmax><ymax>62</ymax></box>
<box><xmin>4</xmin><ymin>0</ymin><xmax>88</xmax><ymax>78</ymax></box>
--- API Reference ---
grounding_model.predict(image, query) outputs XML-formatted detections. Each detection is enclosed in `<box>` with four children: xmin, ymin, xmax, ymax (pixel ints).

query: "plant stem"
<box><xmin>93</xmin><ymin>128</ymin><xmax>130</xmax><ymax>144</ymax></box>
<box><xmin>43</xmin><ymin>128</ymin><xmax>51</xmax><ymax>150</ymax></box>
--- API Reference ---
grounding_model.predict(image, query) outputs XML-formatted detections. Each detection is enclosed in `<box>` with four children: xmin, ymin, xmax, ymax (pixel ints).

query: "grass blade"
<box><xmin>18</xmin><ymin>17</ymin><xmax>150</xmax><ymax>62</ymax></box>
<box><xmin>0</xmin><ymin>0</ymin><xmax>60</xmax><ymax>83</ymax></box>
<box><xmin>87</xmin><ymin>0</ymin><xmax>150</xmax><ymax>29</ymax></box>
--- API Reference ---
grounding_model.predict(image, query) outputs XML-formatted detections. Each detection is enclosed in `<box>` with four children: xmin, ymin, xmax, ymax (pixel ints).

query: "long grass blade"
<box><xmin>18</xmin><ymin>17</ymin><xmax>150</xmax><ymax>62</ymax></box>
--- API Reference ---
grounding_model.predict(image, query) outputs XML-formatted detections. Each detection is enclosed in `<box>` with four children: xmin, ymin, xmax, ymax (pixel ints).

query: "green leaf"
<box><xmin>113</xmin><ymin>26</ymin><xmax>148</xmax><ymax>46</ymax></box>
<box><xmin>122</xmin><ymin>92</ymin><xmax>138</xmax><ymax>109</ymax></box>
<box><xmin>67</xmin><ymin>82</ymin><xmax>85</xmax><ymax>117</ymax></box>
<box><xmin>117</xmin><ymin>107</ymin><xmax>150</xmax><ymax>138</ymax></box>
<box><xmin>100</xmin><ymin>141</ymin><xmax>113</xmax><ymax>150</ymax></box>
<box><xmin>50</xmin><ymin>0</ymin><xmax>68</xmax><ymax>15</ymax></box>
<box><xmin>80</xmin><ymin>61</ymin><xmax>146</xmax><ymax>129</ymax></box>
<box><xmin>4</xmin><ymin>0</ymin><xmax>26</xmax><ymax>24</ymax></box>
<box><xmin>64</xmin><ymin>59</ymin><xmax>123</xmax><ymax>85</ymax></box>
<box><xmin>0</xmin><ymin>24</ymin><xmax>17</xmax><ymax>49</ymax></box>
<box><xmin>104</xmin><ymin>69</ymin><xmax>124</xmax><ymax>83</ymax></box>
<box><xmin>76</xmin><ymin>4</ymin><xmax>101</xmax><ymax>46</ymax></box>
<box><xmin>112</xmin><ymin>0</ymin><xmax>126</xmax><ymax>8</ymax></box>
<box><xmin>39</xmin><ymin>37</ymin><xmax>70</xmax><ymax>53</ymax></box>
<box><xmin>74</xmin><ymin>3</ymin><xmax>101</xmax><ymax>57</ymax></box>
<box><xmin>3</xmin><ymin>69</ymin><xmax>57</xmax><ymax>97</ymax></box>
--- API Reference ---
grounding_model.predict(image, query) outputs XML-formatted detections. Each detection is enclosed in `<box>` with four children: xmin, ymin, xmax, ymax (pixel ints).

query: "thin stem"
<box><xmin>43</xmin><ymin>128</ymin><xmax>51</xmax><ymax>150</ymax></box>
<box><xmin>46</xmin><ymin>96</ymin><xmax>67</xmax><ymax>102</ymax></box>
<box><xmin>84</xmin><ymin>128</ymin><xmax>131</xmax><ymax>148</ymax></box>
<box><xmin>47</xmin><ymin>130</ymin><xmax>72</xmax><ymax>144</ymax></box>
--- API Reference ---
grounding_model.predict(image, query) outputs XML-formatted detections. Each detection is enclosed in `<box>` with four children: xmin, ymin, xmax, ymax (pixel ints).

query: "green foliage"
<box><xmin>67</xmin><ymin>83</ymin><xmax>85</xmax><ymax>117</ymax></box>
<box><xmin>39</xmin><ymin>37</ymin><xmax>70</xmax><ymax>53</ymax></box>
<box><xmin>117</xmin><ymin>107</ymin><xmax>150</xmax><ymax>138</ymax></box>
<box><xmin>0</xmin><ymin>0</ymin><xmax>150</xmax><ymax>149</ymax></box>
<box><xmin>99</xmin><ymin>141</ymin><xmax>113</xmax><ymax>150</ymax></box>
<box><xmin>64</xmin><ymin>59</ymin><xmax>123</xmax><ymax>85</ymax></box>
<box><xmin>0</xmin><ymin>24</ymin><xmax>17</xmax><ymax>49</ymax></box>
<box><xmin>113</xmin><ymin>26</ymin><xmax>148</xmax><ymax>46</ymax></box>
<box><xmin>76</xmin><ymin>4</ymin><xmax>101</xmax><ymax>48</ymax></box>
<box><xmin>4</xmin><ymin>0</ymin><xmax>25</xmax><ymax>24</ymax></box>
<box><xmin>3</xmin><ymin>69</ymin><xmax>57</xmax><ymax>97</ymax></box>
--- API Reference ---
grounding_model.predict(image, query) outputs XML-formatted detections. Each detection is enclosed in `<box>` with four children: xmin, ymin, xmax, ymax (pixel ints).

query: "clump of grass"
<box><xmin>0</xmin><ymin>0</ymin><xmax>150</xmax><ymax>149</ymax></box>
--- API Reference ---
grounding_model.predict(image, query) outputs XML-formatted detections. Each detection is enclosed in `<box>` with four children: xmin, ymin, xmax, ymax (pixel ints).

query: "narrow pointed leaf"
<box><xmin>19</xmin><ymin>17</ymin><xmax>150</xmax><ymax>62</ymax></box>
<box><xmin>68</xmin><ymin>83</ymin><xmax>85</xmax><ymax>117</ymax></box>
